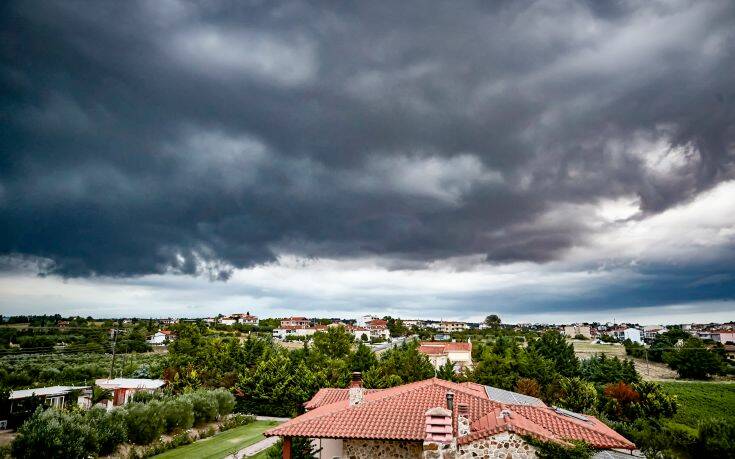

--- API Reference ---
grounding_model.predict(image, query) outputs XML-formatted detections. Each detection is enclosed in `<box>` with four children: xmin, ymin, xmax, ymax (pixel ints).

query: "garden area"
<box><xmin>150</xmin><ymin>420</ymin><xmax>279</xmax><ymax>459</ymax></box>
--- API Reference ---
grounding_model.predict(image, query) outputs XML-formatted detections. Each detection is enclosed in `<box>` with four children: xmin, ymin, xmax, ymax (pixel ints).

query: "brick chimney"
<box><xmin>348</xmin><ymin>372</ymin><xmax>364</xmax><ymax>406</ymax></box>
<box><xmin>457</xmin><ymin>403</ymin><xmax>470</xmax><ymax>436</ymax></box>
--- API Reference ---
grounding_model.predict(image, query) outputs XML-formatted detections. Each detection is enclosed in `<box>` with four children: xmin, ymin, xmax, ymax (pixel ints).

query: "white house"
<box><xmin>356</xmin><ymin>315</ymin><xmax>380</xmax><ymax>327</ymax></box>
<box><xmin>147</xmin><ymin>330</ymin><xmax>175</xmax><ymax>345</ymax></box>
<box><xmin>623</xmin><ymin>328</ymin><xmax>643</xmax><ymax>344</ymax></box>
<box><xmin>418</xmin><ymin>341</ymin><xmax>473</xmax><ymax>372</ymax></box>
<box><xmin>272</xmin><ymin>326</ymin><xmax>318</xmax><ymax>340</ymax></box>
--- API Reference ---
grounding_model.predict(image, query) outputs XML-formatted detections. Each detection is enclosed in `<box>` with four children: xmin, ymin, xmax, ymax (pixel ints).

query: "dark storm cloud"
<box><xmin>1</xmin><ymin>0</ymin><xmax>734</xmax><ymax>278</ymax></box>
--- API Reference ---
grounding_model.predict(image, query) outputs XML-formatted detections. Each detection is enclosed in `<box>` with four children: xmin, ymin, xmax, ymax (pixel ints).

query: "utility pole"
<box><xmin>109</xmin><ymin>328</ymin><xmax>117</xmax><ymax>379</ymax></box>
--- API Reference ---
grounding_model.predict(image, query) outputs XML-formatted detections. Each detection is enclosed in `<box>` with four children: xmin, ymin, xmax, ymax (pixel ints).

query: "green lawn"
<box><xmin>151</xmin><ymin>420</ymin><xmax>279</xmax><ymax>459</ymax></box>
<box><xmin>659</xmin><ymin>381</ymin><xmax>735</xmax><ymax>429</ymax></box>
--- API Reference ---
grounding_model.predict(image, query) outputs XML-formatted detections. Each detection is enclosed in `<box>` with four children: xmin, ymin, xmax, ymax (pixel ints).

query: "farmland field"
<box><xmin>659</xmin><ymin>381</ymin><xmax>735</xmax><ymax>428</ymax></box>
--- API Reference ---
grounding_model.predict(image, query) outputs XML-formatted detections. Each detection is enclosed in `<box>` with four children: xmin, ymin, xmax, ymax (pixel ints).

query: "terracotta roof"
<box><xmin>266</xmin><ymin>378</ymin><xmax>635</xmax><ymax>450</ymax></box>
<box><xmin>367</xmin><ymin>319</ymin><xmax>388</xmax><ymax>327</ymax></box>
<box><xmin>304</xmin><ymin>388</ymin><xmax>384</xmax><ymax>410</ymax></box>
<box><xmin>266</xmin><ymin>378</ymin><xmax>498</xmax><ymax>441</ymax></box>
<box><xmin>419</xmin><ymin>341</ymin><xmax>472</xmax><ymax>356</ymax></box>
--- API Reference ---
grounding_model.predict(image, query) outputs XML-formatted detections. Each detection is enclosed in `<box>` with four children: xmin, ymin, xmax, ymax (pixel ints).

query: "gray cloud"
<box><xmin>1</xmin><ymin>0</ymin><xmax>734</xmax><ymax>280</ymax></box>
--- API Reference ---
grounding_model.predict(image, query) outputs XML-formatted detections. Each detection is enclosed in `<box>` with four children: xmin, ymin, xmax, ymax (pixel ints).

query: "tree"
<box><xmin>362</xmin><ymin>342</ymin><xmax>435</xmax><ymax>389</ymax></box>
<box><xmin>312</xmin><ymin>326</ymin><xmax>353</xmax><ymax>359</ymax></box>
<box><xmin>267</xmin><ymin>437</ymin><xmax>321</xmax><ymax>459</ymax></box>
<box><xmin>557</xmin><ymin>377</ymin><xmax>597</xmax><ymax>413</ymax></box>
<box><xmin>236</xmin><ymin>351</ymin><xmax>324</xmax><ymax>416</ymax></box>
<box><xmin>631</xmin><ymin>380</ymin><xmax>677</xmax><ymax>419</ymax></box>
<box><xmin>664</xmin><ymin>339</ymin><xmax>724</xmax><ymax>379</ymax></box>
<box><xmin>515</xmin><ymin>378</ymin><xmax>542</xmax><ymax>398</ymax></box>
<box><xmin>484</xmin><ymin>315</ymin><xmax>501</xmax><ymax>328</ymax></box>
<box><xmin>531</xmin><ymin>330</ymin><xmax>579</xmax><ymax>377</ymax></box>
<box><xmin>473</xmin><ymin>353</ymin><xmax>517</xmax><ymax>390</ymax></box>
<box><xmin>348</xmin><ymin>342</ymin><xmax>378</xmax><ymax>373</ymax></box>
<box><xmin>579</xmin><ymin>354</ymin><xmax>639</xmax><ymax>385</ymax></box>
<box><xmin>602</xmin><ymin>382</ymin><xmax>640</xmax><ymax>421</ymax></box>
<box><xmin>436</xmin><ymin>359</ymin><xmax>455</xmax><ymax>381</ymax></box>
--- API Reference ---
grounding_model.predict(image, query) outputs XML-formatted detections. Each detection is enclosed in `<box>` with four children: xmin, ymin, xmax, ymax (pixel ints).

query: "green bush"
<box><xmin>212</xmin><ymin>388</ymin><xmax>235</xmax><ymax>417</ymax></box>
<box><xmin>696</xmin><ymin>418</ymin><xmax>735</xmax><ymax>456</ymax></box>
<box><xmin>12</xmin><ymin>408</ymin><xmax>97</xmax><ymax>459</ymax></box>
<box><xmin>183</xmin><ymin>391</ymin><xmax>218</xmax><ymax>425</ymax></box>
<box><xmin>86</xmin><ymin>407</ymin><xmax>128</xmax><ymax>455</ymax></box>
<box><xmin>219</xmin><ymin>413</ymin><xmax>256</xmax><ymax>431</ymax></box>
<box><xmin>125</xmin><ymin>401</ymin><xmax>165</xmax><ymax>444</ymax></box>
<box><xmin>160</xmin><ymin>397</ymin><xmax>194</xmax><ymax>432</ymax></box>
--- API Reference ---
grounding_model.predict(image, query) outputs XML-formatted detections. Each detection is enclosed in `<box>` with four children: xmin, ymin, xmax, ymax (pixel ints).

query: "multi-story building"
<box><xmin>366</xmin><ymin>319</ymin><xmax>391</xmax><ymax>340</ymax></box>
<box><xmin>280</xmin><ymin>316</ymin><xmax>311</xmax><ymax>328</ymax></box>
<box><xmin>438</xmin><ymin>321</ymin><xmax>468</xmax><ymax>334</ymax></box>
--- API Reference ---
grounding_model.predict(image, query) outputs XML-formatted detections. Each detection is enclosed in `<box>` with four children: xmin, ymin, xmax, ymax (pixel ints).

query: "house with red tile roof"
<box><xmin>418</xmin><ymin>341</ymin><xmax>473</xmax><ymax>373</ymax></box>
<box><xmin>366</xmin><ymin>319</ymin><xmax>391</xmax><ymax>340</ymax></box>
<box><xmin>265</xmin><ymin>375</ymin><xmax>635</xmax><ymax>458</ymax></box>
<box><xmin>280</xmin><ymin>316</ymin><xmax>312</xmax><ymax>328</ymax></box>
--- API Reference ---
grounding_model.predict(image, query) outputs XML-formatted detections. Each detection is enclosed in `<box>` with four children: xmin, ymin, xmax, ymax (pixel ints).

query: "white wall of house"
<box><xmin>624</xmin><ymin>328</ymin><xmax>643</xmax><ymax>343</ymax></box>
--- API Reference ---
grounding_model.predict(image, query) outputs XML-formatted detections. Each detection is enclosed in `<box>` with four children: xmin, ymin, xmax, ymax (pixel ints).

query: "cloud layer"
<box><xmin>1</xmin><ymin>0</ymin><xmax>734</xmax><ymax>319</ymax></box>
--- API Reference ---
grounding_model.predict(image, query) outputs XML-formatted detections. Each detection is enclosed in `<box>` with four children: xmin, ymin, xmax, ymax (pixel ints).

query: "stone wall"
<box><xmin>343</xmin><ymin>439</ymin><xmax>423</xmax><ymax>458</ymax></box>
<box><xmin>457</xmin><ymin>432</ymin><xmax>537</xmax><ymax>459</ymax></box>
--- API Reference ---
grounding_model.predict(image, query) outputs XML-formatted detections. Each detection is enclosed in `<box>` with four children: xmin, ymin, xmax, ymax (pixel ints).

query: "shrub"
<box><xmin>515</xmin><ymin>378</ymin><xmax>542</xmax><ymax>398</ymax></box>
<box><xmin>132</xmin><ymin>391</ymin><xmax>157</xmax><ymax>403</ymax></box>
<box><xmin>160</xmin><ymin>397</ymin><xmax>194</xmax><ymax>432</ymax></box>
<box><xmin>602</xmin><ymin>382</ymin><xmax>639</xmax><ymax>421</ymax></box>
<box><xmin>12</xmin><ymin>408</ymin><xmax>97</xmax><ymax>459</ymax></box>
<box><xmin>125</xmin><ymin>401</ymin><xmax>165</xmax><ymax>444</ymax></box>
<box><xmin>523</xmin><ymin>437</ymin><xmax>594</xmax><ymax>458</ymax></box>
<box><xmin>212</xmin><ymin>388</ymin><xmax>235</xmax><ymax>418</ymax></box>
<box><xmin>183</xmin><ymin>391</ymin><xmax>218</xmax><ymax>425</ymax></box>
<box><xmin>557</xmin><ymin>377</ymin><xmax>597</xmax><ymax>413</ymax></box>
<box><xmin>86</xmin><ymin>407</ymin><xmax>128</xmax><ymax>455</ymax></box>
<box><xmin>696</xmin><ymin>418</ymin><xmax>735</xmax><ymax>456</ymax></box>
<box><xmin>219</xmin><ymin>413</ymin><xmax>256</xmax><ymax>431</ymax></box>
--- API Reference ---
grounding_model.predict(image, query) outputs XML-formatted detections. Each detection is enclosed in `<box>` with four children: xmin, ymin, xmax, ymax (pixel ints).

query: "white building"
<box><xmin>366</xmin><ymin>319</ymin><xmax>391</xmax><ymax>340</ymax></box>
<box><xmin>437</xmin><ymin>321</ymin><xmax>468</xmax><ymax>334</ymax></box>
<box><xmin>147</xmin><ymin>330</ymin><xmax>175</xmax><ymax>345</ymax></box>
<box><xmin>418</xmin><ymin>341</ymin><xmax>473</xmax><ymax>373</ymax></box>
<box><xmin>356</xmin><ymin>315</ymin><xmax>380</xmax><ymax>327</ymax></box>
<box><xmin>272</xmin><ymin>326</ymin><xmax>318</xmax><ymax>340</ymax></box>
<box><xmin>623</xmin><ymin>328</ymin><xmax>643</xmax><ymax>344</ymax></box>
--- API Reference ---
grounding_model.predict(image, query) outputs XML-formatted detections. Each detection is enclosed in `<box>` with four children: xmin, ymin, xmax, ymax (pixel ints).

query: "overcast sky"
<box><xmin>1</xmin><ymin>0</ymin><xmax>734</xmax><ymax>323</ymax></box>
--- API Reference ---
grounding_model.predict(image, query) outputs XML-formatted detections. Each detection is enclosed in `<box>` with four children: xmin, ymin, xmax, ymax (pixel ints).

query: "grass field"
<box><xmin>151</xmin><ymin>420</ymin><xmax>279</xmax><ymax>459</ymax></box>
<box><xmin>660</xmin><ymin>381</ymin><xmax>735</xmax><ymax>429</ymax></box>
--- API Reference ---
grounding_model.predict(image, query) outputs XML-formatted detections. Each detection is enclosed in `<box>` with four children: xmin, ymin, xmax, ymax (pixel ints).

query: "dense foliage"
<box><xmin>11</xmin><ymin>389</ymin><xmax>237</xmax><ymax>457</ymax></box>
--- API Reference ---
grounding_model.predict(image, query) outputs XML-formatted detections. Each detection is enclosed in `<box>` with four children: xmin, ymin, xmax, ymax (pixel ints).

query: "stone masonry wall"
<box><xmin>343</xmin><ymin>439</ymin><xmax>423</xmax><ymax>459</ymax></box>
<box><xmin>457</xmin><ymin>432</ymin><xmax>538</xmax><ymax>459</ymax></box>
